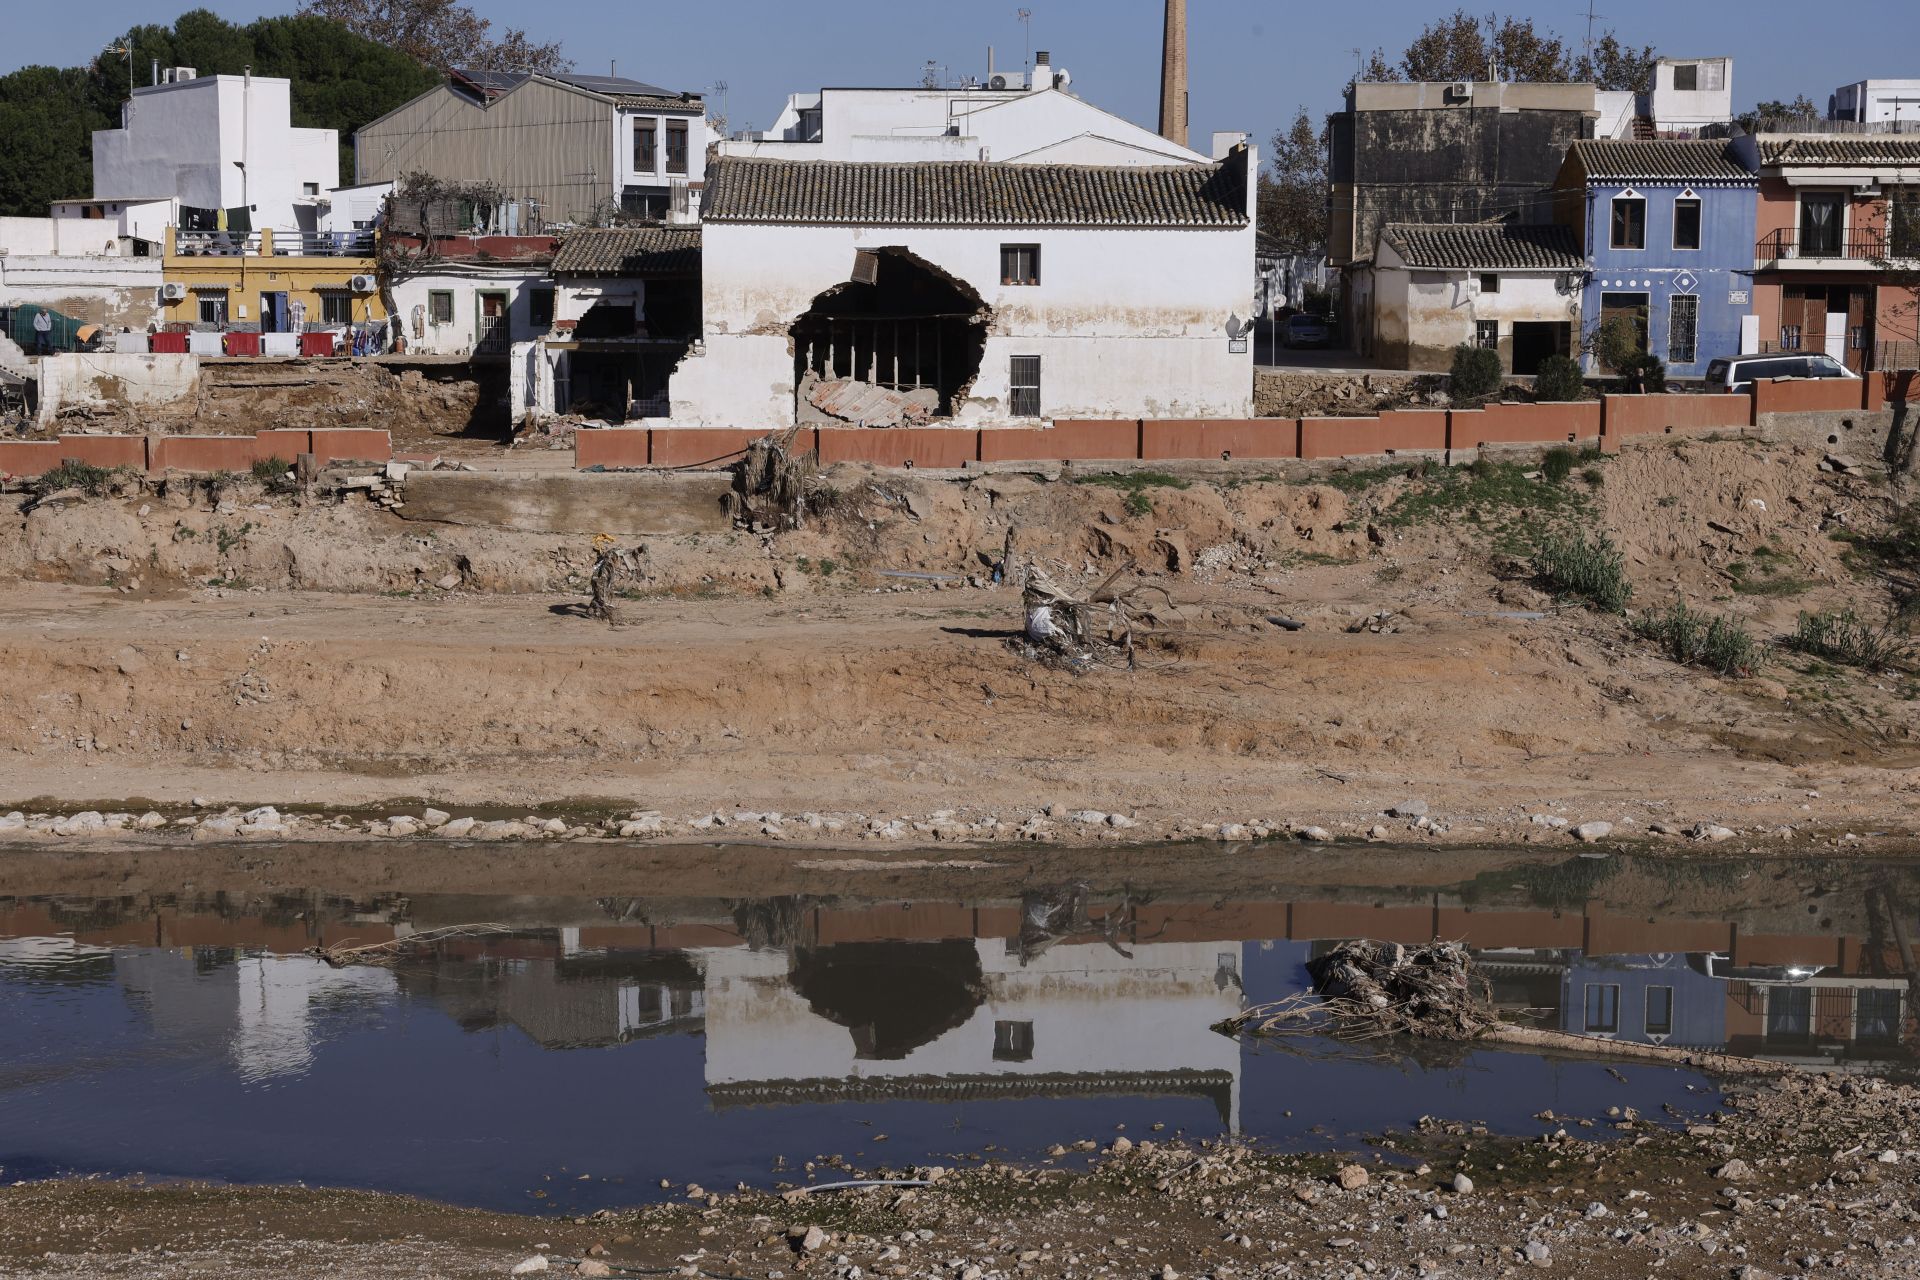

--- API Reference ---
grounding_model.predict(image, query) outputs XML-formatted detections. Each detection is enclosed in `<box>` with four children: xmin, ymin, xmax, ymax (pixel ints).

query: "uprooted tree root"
<box><xmin>307</xmin><ymin>923</ymin><xmax>514</xmax><ymax>968</ymax></box>
<box><xmin>1217</xmin><ymin>939</ymin><xmax>1795</xmax><ymax>1076</ymax></box>
<box><xmin>1019</xmin><ymin>559</ymin><xmax>1184</xmax><ymax>671</ymax></box>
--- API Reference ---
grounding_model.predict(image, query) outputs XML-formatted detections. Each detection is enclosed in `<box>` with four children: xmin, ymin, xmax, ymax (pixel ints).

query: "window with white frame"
<box><xmin>1645</xmin><ymin>985</ymin><xmax>1675</xmax><ymax>1037</ymax></box>
<box><xmin>1668</xmin><ymin>294</ymin><xmax>1698</xmax><ymax>364</ymax></box>
<box><xmin>1000</xmin><ymin>244</ymin><xmax>1041</xmax><ymax>286</ymax></box>
<box><xmin>1009</xmin><ymin>355</ymin><xmax>1041</xmax><ymax>417</ymax></box>
<box><xmin>1584</xmin><ymin>983</ymin><xmax>1621</xmax><ymax>1035</ymax></box>
<box><xmin>1611</xmin><ymin>194</ymin><xmax>1647</xmax><ymax>250</ymax></box>
<box><xmin>1672</xmin><ymin>197</ymin><xmax>1701</xmax><ymax>250</ymax></box>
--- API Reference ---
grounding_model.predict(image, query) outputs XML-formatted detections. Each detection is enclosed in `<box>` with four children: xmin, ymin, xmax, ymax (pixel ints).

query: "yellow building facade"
<box><xmin>160</xmin><ymin>227</ymin><xmax>386</xmax><ymax>330</ymax></box>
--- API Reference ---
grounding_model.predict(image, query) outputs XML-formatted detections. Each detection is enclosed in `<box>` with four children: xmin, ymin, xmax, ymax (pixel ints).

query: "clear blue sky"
<box><xmin>7</xmin><ymin>0</ymin><xmax>1918</xmax><ymax>155</ymax></box>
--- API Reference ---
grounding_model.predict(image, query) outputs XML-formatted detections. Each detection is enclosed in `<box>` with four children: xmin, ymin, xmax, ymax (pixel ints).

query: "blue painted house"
<box><xmin>1555</xmin><ymin>139</ymin><xmax>1758</xmax><ymax>377</ymax></box>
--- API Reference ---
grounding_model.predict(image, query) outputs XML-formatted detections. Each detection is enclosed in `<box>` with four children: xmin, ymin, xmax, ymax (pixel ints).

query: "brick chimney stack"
<box><xmin>1158</xmin><ymin>0</ymin><xmax>1188</xmax><ymax>147</ymax></box>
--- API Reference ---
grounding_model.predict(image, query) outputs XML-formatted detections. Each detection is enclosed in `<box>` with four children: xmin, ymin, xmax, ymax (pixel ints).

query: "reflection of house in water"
<box><xmin>394</xmin><ymin>946</ymin><xmax>705</xmax><ymax>1048</ymax></box>
<box><xmin>116</xmin><ymin>949</ymin><xmax>395</xmax><ymax>1083</ymax></box>
<box><xmin>695</xmin><ymin>938</ymin><xmax>1244</xmax><ymax>1127</ymax></box>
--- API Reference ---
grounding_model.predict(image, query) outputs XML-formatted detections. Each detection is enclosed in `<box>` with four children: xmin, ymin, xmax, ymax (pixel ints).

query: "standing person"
<box><xmin>31</xmin><ymin>309</ymin><xmax>53</xmax><ymax>355</ymax></box>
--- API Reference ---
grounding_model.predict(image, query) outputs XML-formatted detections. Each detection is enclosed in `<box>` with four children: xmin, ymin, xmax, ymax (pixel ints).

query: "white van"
<box><xmin>1705</xmin><ymin>353</ymin><xmax>1860</xmax><ymax>394</ymax></box>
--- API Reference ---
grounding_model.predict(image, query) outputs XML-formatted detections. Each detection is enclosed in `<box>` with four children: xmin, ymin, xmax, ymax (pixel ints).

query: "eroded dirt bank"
<box><xmin>2</xmin><ymin>435</ymin><xmax>1918</xmax><ymax>847</ymax></box>
<box><xmin>5</xmin><ymin>1070</ymin><xmax>1919</xmax><ymax>1279</ymax></box>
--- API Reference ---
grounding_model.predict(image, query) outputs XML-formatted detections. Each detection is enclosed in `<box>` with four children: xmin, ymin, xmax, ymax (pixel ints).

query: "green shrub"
<box><xmin>1581</xmin><ymin>466</ymin><xmax>1605</xmax><ymax>487</ymax></box>
<box><xmin>1534</xmin><ymin>354</ymin><xmax>1585</xmax><ymax>402</ymax></box>
<box><xmin>1634</xmin><ymin>602</ymin><xmax>1763</xmax><ymax>676</ymax></box>
<box><xmin>1533</xmin><ymin>529</ymin><xmax>1631</xmax><ymax>612</ymax></box>
<box><xmin>251</xmin><ymin>458</ymin><xmax>292</xmax><ymax>484</ymax></box>
<box><xmin>1541</xmin><ymin>446</ymin><xmax>1576</xmax><ymax>484</ymax></box>
<box><xmin>1619</xmin><ymin>352</ymin><xmax>1667</xmax><ymax>393</ymax></box>
<box><xmin>1783</xmin><ymin>609</ymin><xmax>1910</xmax><ymax>670</ymax></box>
<box><xmin>37</xmin><ymin>461</ymin><xmax>132</xmax><ymax>496</ymax></box>
<box><xmin>1124</xmin><ymin>490</ymin><xmax>1153</xmax><ymax>517</ymax></box>
<box><xmin>1450</xmin><ymin>344</ymin><xmax>1504</xmax><ymax>400</ymax></box>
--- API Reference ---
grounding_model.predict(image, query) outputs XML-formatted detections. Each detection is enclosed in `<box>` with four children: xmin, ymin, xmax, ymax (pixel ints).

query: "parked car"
<box><xmin>1280</xmin><ymin>313</ymin><xmax>1331</xmax><ymax>349</ymax></box>
<box><xmin>1704</xmin><ymin>353</ymin><xmax>1859</xmax><ymax>393</ymax></box>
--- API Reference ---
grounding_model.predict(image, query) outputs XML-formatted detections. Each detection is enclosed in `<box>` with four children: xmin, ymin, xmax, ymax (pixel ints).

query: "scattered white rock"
<box><xmin>136</xmin><ymin>811</ymin><xmax>167</xmax><ymax>830</ymax></box>
<box><xmin>1529</xmin><ymin>813</ymin><xmax>1569</xmax><ymax>829</ymax></box>
<box><xmin>438</xmin><ymin>817</ymin><xmax>478</xmax><ymax>838</ymax></box>
<box><xmin>1295</xmin><ymin>826</ymin><xmax>1332</xmax><ymax>842</ymax></box>
<box><xmin>1450</xmin><ymin>1172</ymin><xmax>1474</xmax><ymax>1194</ymax></box>
<box><xmin>421</xmin><ymin>808</ymin><xmax>451</xmax><ymax>827</ymax></box>
<box><xmin>509</xmin><ymin>1257</ymin><xmax>549</xmax><ymax>1276</ymax></box>
<box><xmin>1388</xmin><ymin>800</ymin><xmax>1429</xmax><ymax>818</ymax></box>
<box><xmin>1572</xmin><ymin>821</ymin><xmax>1613</xmax><ymax>842</ymax></box>
<box><xmin>1693</xmin><ymin>823</ymin><xmax>1737</xmax><ymax>842</ymax></box>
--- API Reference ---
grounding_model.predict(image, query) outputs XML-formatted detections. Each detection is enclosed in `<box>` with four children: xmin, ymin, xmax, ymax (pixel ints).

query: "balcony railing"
<box><xmin>169</xmin><ymin>228</ymin><xmax>377</xmax><ymax>258</ymax></box>
<box><xmin>1756</xmin><ymin>229</ymin><xmax>1889</xmax><ymax>262</ymax></box>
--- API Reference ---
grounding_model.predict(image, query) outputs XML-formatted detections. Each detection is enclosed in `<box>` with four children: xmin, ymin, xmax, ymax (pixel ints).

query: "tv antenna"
<box><xmin>1351</xmin><ymin>48</ymin><xmax>1364</xmax><ymax>79</ymax></box>
<box><xmin>1017</xmin><ymin>8</ymin><xmax>1033</xmax><ymax>68</ymax></box>
<box><xmin>1579</xmin><ymin>1</ymin><xmax>1604</xmax><ymax>62</ymax></box>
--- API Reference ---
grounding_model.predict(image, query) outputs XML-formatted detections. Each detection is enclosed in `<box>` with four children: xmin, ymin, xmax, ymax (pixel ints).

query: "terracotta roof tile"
<box><xmin>1381</xmin><ymin>222</ymin><xmax>1584</xmax><ymax>270</ymax></box>
<box><xmin>553</xmin><ymin>226</ymin><xmax>702</xmax><ymax>275</ymax></box>
<box><xmin>1758</xmin><ymin>136</ymin><xmax>1920</xmax><ymax>167</ymax></box>
<box><xmin>1569</xmin><ymin>139</ymin><xmax>1753</xmax><ymax>181</ymax></box>
<box><xmin>702</xmin><ymin>156</ymin><xmax>1248</xmax><ymax>227</ymax></box>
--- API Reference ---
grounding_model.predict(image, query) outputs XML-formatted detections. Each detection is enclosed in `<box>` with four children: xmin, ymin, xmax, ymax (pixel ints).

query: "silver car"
<box><xmin>1705</xmin><ymin>353</ymin><xmax>1859</xmax><ymax>393</ymax></box>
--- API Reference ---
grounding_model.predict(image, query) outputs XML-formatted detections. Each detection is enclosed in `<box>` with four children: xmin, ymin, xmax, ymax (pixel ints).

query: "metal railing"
<box><xmin>169</xmin><ymin>228</ymin><xmax>376</xmax><ymax>258</ymax></box>
<box><xmin>1755</xmin><ymin>229</ymin><xmax>1889</xmax><ymax>262</ymax></box>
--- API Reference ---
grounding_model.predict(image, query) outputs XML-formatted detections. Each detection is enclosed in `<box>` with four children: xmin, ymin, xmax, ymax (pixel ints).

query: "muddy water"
<box><xmin>2</xmin><ymin>851</ymin><xmax>1916</xmax><ymax>1214</ymax></box>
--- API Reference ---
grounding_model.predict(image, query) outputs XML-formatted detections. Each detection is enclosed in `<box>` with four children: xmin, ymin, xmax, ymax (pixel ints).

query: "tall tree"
<box><xmin>1574</xmin><ymin>33</ymin><xmax>1659</xmax><ymax>93</ymax></box>
<box><xmin>1257</xmin><ymin>107</ymin><xmax>1327</xmax><ymax>254</ymax></box>
<box><xmin>0</xmin><ymin>67</ymin><xmax>102</xmax><ymax>215</ymax></box>
<box><xmin>0</xmin><ymin>10</ymin><xmax>443</xmax><ymax>217</ymax></box>
<box><xmin>297</xmin><ymin>0</ymin><xmax>569</xmax><ymax>75</ymax></box>
<box><xmin>1736</xmin><ymin>95</ymin><xmax>1820</xmax><ymax>130</ymax></box>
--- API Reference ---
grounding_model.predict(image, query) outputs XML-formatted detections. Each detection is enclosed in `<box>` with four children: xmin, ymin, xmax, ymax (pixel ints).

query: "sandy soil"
<box><xmin>2</xmin><ymin>436</ymin><xmax>1917</xmax><ymax>851</ymax></box>
<box><xmin>5</xmin><ymin>1070</ymin><xmax>1919</xmax><ymax>1279</ymax></box>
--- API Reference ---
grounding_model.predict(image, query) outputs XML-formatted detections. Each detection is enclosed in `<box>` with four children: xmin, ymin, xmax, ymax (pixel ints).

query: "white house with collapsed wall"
<box><xmin>658</xmin><ymin>148</ymin><xmax>1256</xmax><ymax>426</ymax></box>
<box><xmin>513</xmin><ymin>59</ymin><xmax>1257</xmax><ymax>426</ymax></box>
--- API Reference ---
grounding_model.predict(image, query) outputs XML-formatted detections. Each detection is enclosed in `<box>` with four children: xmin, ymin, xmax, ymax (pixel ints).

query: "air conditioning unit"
<box><xmin>989</xmin><ymin>72</ymin><xmax>1027</xmax><ymax>91</ymax></box>
<box><xmin>348</xmin><ymin>274</ymin><xmax>376</xmax><ymax>294</ymax></box>
<box><xmin>160</xmin><ymin>282</ymin><xmax>187</xmax><ymax>301</ymax></box>
<box><xmin>1445</xmin><ymin>82</ymin><xmax>1473</xmax><ymax>102</ymax></box>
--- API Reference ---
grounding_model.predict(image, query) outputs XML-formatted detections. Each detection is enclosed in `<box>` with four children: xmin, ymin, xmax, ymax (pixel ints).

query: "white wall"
<box><xmin>672</xmin><ymin>218</ymin><xmax>1254</xmax><ymax>425</ymax></box>
<box><xmin>48</xmin><ymin>198</ymin><xmax>176</xmax><ymax>254</ymax></box>
<box><xmin>1647</xmin><ymin>58</ymin><xmax>1733</xmax><ymax>136</ymax></box>
<box><xmin>0</xmin><ymin>218</ymin><xmax>57</xmax><ymax>256</ymax></box>
<box><xmin>616</xmin><ymin>111</ymin><xmax>714</xmax><ymax>193</ymax></box>
<box><xmin>93</xmin><ymin>76</ymin><xmax>339</xmax><ymax>239</ymax></box>
<box><xmin>729</xmin><ymin>87</ymin><xmax>1206</xmax><ymax>167</ymax></box>
<box><xmin>320</xmin><ymin>183</ymin><xmax>392</xmax><ymax>235</ymax></box>
<box><xmin>698</xmin><ymin>940</ymin><xmax>1242</xmax><ymax>1095</ymax></box>
<box><xmin>1370</xmin><ymin>243</ymin><xmax>1579</xmax><ymax>370</ymax></box>
<box><xmin>33</xmin><ymin>351</ymin><xmax>199</xmax><ymax>425</ymax></box>
<box><xmin>392</xmin><ymin>267</ymin><xmax>551</xmax><ymax>356</ymax></box>
<box><xmin>1831</xmin><ymin>80</ymin><xmax>1920</xmax><ymax>123</ymax></box>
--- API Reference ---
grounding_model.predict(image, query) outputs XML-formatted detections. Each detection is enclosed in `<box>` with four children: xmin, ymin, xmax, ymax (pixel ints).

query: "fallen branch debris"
<box><xmin>1218</xmin><ymin>938</ymin><xmax>1795</xmax><ymax>1075</ymax></box>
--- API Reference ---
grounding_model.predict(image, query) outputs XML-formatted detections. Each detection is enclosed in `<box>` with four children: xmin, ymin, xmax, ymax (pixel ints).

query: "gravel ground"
<box><xmin>7</xmin><ymin>1071</ymin><xmax>1920</xmax><ymax>1279</ymax></box>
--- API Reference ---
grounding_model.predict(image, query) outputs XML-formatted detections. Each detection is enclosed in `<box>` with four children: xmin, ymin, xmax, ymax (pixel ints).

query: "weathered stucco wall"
<box><xmin>675</xmin><ymin>220</ymin><xmax>1253</xmax><ymax>426</ymax></box>
<box><xmin>0</xmin><ymin>257</ymin><xmax>163</xmax><ymax>332</ymax></box>
<box><xmin>33</xmin><ymin>352</ymin><xmax>200</xmax><ymax>425</ymax></box>
<box><xmin>1330</xmin><ymin>99</ymin><xmax>1595</xmax><ymax>265</ymax></box>
<box><xmin>1374</xmin><ymin>265</ymin><xmax>1579</xmax><ymax>372</ymax></box>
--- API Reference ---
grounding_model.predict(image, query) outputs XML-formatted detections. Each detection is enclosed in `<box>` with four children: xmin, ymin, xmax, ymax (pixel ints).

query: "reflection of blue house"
<box><xmin>1556</xmin><ymin>139</ymin><xmax>1758</xmax><ymax>377</ymax></box>
<box><xmin>1561</xmin><ymin>952</ymin><xmax>1726</xmax><ymax>1049</ymax></box>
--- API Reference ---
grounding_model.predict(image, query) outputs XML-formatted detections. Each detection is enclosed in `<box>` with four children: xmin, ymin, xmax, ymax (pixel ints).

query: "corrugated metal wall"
<box><xmin>355</xmin><ymin>81</ymin><xmax>614</xmax><ymax>225</ymax></box>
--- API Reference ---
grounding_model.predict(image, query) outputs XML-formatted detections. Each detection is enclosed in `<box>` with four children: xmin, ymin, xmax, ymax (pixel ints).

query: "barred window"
<box><xmin>1667</xmin><ymin>294</ymin><xmax>1698</xmax><ymax>365</ymax></box>
<box><xmin>1475</xmin><ymin>319</ymin><xmax>1499</xmax><ymax>349</ymax></box>
<box><xmin>197</xmin><ymin>289</ymin><xmax>228</xmax><ymax>325</ymax></box>
<box><xmin>1779</xmin><ymin>324</ymin><xmax>1802</xmax><ymax>352</ymax></box>
<box><xmin>428</xmin><ymin>290</ymin><xmax>454</xmax><ymax>325</ymax></box>
<box><xmin>1009</xmin><ymin>355</ymin><xmax>1041</xmax><ymax>417</ymax></box>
